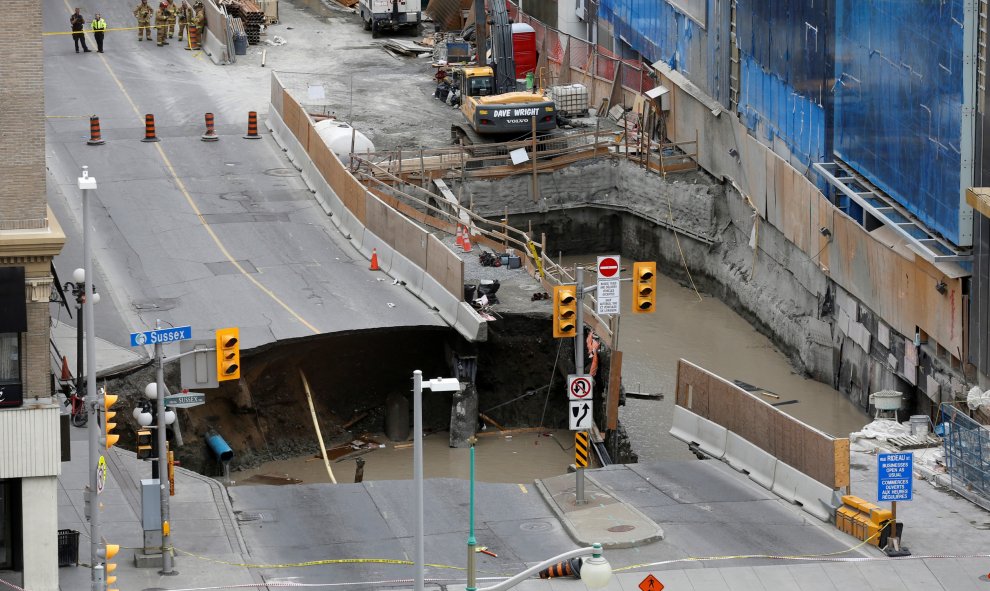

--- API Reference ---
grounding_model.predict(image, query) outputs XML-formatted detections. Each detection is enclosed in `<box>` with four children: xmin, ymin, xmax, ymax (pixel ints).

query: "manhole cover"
<box><xmin>607</xmin><ymin>525</ymin><xmax>635</xmax><ymax>533</ymax></box>
<box><xmin>520</xmin><ymin>521</ymin><xmax>553</xmax><ymax>532</ymax></box>
<box><xmin>265</xmin><ymin>168</ymin><xmax>298</xmax><ymax>177</ymax></box>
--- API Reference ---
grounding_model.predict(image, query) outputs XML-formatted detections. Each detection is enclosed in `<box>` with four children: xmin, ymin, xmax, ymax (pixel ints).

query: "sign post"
<box><xmin>877</xmin><ymin>452</ymin><xmax>912</xmax><ymax>556</ymax></box>
<box><xmin>130</xmin><ymin>323</ymin><xmax>193</xmax><ymax>575</ymax></box>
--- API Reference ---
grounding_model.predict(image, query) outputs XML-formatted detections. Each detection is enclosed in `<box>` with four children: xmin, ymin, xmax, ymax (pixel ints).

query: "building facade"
<box><xmin>0</xmin><ymin>0</ymin><xmax>66</xmax><ymax>588</ymax></box>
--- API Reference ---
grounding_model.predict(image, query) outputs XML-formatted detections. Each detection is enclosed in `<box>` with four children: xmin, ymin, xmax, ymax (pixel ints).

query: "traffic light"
<box><xmin>99</xmin><ymin>542</ymin><xmax>119</xmax><ymax>591</ymax></box>
<box><xmin>103</xmin><ymin>390</ymin><xmax>119</xmax><ymax>450</ymax></box>
<box><xmin>215</xmin><ymin>327</ymin><xmax>240</xmax><ymax>381</ymax></box>
<box><xmin>552</xmin><ymin>285</ymin><xmax>577</xmax><ymax>338</ymax></box>
<box><xmin>136</xmin><ymin>429</ymin><xmax>153</xmax><ymax>460</ymax></box>
<box><xmin>632</xmin><ymin>262</ymin><xmax>657</xmax><ymax>313</ymax></box>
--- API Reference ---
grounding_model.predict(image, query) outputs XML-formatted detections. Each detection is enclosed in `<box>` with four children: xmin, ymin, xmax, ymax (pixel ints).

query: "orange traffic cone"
<box><xmin>369</xmin><ymin>248</ymin><xmax>380</xmax><ymax>271</ymax></box>
<box><xmin>462</xmin><ymin>229</ymin><xmax>472</xmax><ymax>253</ymax></box>
<box><xmin>455</xmin><ymin>224</ymin><xmax>464</xmax><ymax>247</ymax></box>
<box><xmin>60</xmin><ymin>356</ymin><xmax>71</xmax><ymax>381</ymax></box>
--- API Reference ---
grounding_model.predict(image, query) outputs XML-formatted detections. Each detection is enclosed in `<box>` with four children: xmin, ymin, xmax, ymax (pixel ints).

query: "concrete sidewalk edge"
<box><xmin>533</xmin><ymin>473</ymin><xmax>664</xmax><ymax>550</ymax></box>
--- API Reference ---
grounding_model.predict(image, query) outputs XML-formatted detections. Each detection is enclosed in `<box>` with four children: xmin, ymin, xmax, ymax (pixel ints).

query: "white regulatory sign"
<box><xmin>569</xmin><ymin>400</ymin><xmax>593</xmax><ymax>430</ymax></box>
<box><xmin>596</xmin><ymin>255</ymin><xmax>621</xmax><ymax>315</ymax></box>
<box><xmin>568</xmin><ymin>374</ymin><xmax>593</xmax><ymax>400</ymax></box>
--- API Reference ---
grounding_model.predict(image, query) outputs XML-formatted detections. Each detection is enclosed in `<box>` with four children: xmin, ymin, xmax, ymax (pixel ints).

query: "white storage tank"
<box><xmin>313</xmin><ymin>119</ymin><xmax>375</xmax><ymax>162</ymax></box>
<box><xmin>549</xmin><ymin>83</ymin><xmax>590</xmax><ymax>117</ymax></box>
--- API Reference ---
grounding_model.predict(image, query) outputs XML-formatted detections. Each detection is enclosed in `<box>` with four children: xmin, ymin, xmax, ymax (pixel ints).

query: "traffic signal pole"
<box><xmin>574</xmin><ymin>267</ymin><xmax>587</xmax><ymax>504</ymax></box>
<box><xmin>155</xmin><ymin>328</ymin><xmax>176</xmax><ymax>576</ymax></box>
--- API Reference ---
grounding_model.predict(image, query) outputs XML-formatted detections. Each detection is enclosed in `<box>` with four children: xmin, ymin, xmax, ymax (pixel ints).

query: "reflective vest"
<box><xmin>92</xmin><ymin>18</ymin><xmax>107</xmax><ymax>31</ymax></box>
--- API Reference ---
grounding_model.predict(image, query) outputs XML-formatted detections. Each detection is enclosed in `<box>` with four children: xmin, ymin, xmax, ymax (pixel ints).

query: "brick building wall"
<box><xmin>0</xmin><ymin>0</ymin><xmax>46</xmax><ymax>225</ymax></box>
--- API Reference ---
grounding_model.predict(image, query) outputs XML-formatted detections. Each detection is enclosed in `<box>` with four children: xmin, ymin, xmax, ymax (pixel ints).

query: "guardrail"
<box><xmin>671</xmin><ymin>359</ymin><xmax>850</xmax><ymax>521</ymax></box>
<box><xmin>268</xmin><ymin>71</ymin><xmax>486</xmax><ymax>341</ymax></box>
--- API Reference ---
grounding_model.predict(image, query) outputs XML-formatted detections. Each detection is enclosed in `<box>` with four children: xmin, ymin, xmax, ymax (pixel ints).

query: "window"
<box><xmin>469</xmin><ymin>76</ymin><xmax>494</xmax><ymax>96</ymax></box>
<box><xmin>0</xmin><ymin>334</ymin><xmax>20</xmax><ymax>408</ymax></box>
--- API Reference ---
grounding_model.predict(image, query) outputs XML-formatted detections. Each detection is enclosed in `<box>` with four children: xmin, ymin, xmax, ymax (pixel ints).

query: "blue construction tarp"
<box><xmin>834</xmin><ymin>0</ymin><xmax>964</xmax><ymax>244</ymax></box>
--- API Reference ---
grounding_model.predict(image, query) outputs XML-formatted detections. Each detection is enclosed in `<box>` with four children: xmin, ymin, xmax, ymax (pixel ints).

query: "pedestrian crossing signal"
<box><xmin>632</xmin><ymin>262</ymin><xmax>656</xmax><ymax>314</ymax></box>
<box><xmin>553</xmin><ymin>286</ymin><xmax>577</xmax><ymax>338</ymax></box>
<box><xmin>215</xmin><ymin>327</ymin><xmax>240</xmax><ymax>381</ymax></box>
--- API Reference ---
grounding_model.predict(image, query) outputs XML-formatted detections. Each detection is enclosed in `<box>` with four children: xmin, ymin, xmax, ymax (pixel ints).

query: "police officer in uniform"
<box><xmin>70</xmin><ymin>7</ymin><xmax>90</xmax><ymax>53</ymax></box>
<box><xmin>92</xmin><ymin>13</ymin><xmax>107</xmax><ymax>52</ymax></box>
<box><xmin>134</xmin><ymin>0</ymin><xmax>153</xmax><ymax>41</ymax></box>
<box><xmin>155</xmin><ymin>2</ymin><xmax>170</xmax><ymax>46</ymax></box>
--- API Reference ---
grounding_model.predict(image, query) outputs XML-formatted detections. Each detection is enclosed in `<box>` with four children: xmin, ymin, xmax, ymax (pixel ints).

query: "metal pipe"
<box><xmin>467</xmin><ymin>437</ymin><xmax>477</xmax><ymax>591</ymax></box>
<box><xmin>413</xmin><ymin>369</ymin><xmax>424</xmax><ymax>591</ymax></box>
<box><xmin>476</xmin><ymin>546</ymin><xmax>597</xmax><ymax>591</ymax></box>
<box><xmin>82</xmin><ymin>167</ymin><xmax>100</xmax><ymax>591</ymax></box>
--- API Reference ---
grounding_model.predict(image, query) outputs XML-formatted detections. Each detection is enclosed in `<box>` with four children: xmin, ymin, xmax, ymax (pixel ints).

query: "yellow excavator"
<box><xmin>449</xmin><ymin>0</ymin><xmax>556</xmax><ymax>138</ymax></box>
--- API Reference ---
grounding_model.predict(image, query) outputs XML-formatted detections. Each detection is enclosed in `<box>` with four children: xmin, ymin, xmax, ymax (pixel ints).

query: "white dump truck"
<box><xmin>359</xmin><ymin>0</ymin><xmax>422</xmax><ymax>37</ymax></box>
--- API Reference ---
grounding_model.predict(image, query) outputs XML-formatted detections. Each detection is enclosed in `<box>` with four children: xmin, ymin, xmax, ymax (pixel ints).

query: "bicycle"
<box><xmin>62</xmin><ymin>384</ymin><xmax>88</xmax><ymax>427</ymax></box>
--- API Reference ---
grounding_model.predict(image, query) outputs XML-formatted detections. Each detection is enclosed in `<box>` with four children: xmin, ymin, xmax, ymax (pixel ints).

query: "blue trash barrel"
<box><xmin>207</xmin><ymin>433</ymin><xmax>234</xmax><ymax>462</ymax></box>
<box><xmin>233</xmin><ymin>33</ymin><xmax>248</xmax><ymax>56</ymax></box>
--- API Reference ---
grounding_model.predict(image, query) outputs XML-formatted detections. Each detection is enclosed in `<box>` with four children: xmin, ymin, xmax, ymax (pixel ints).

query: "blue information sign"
<box><xmin>130</xmin><ymin>326</ymin><xmax>193</xmax><ymax>347</ymax></box>
<box><xmin>878</xmin><ymin>452</ymin><xmax>913</xmax><ymax>502</ymax></box>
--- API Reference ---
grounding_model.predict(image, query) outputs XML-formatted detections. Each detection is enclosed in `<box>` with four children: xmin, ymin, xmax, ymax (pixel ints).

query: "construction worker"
<box><xmin>155</xmin><ymin>2</ymin><xmax>169</xmax><ymax>46</ymax></box>
<box><xmin>70</xmin><ymin>7</ymin><xmax>90</xmax><ymax>53</ymax></box>
<box><xmin>134</xmin><ymin>0</ymin><xmax>153</xmax><ymax>41</ymax></box>
<box><xmin>165</xmin><ymin>0</ymin><xmax>178</xmax><ymax>38</ymax></box>
<box><xmin>91</xmin><ymin>13</ymin><xmax>107</xmax><ymax>53</ymax></box>
<box><xmin>175</xmin><ymin>0</ymin><xmax>193</xmax><ymax>42</ymax></box>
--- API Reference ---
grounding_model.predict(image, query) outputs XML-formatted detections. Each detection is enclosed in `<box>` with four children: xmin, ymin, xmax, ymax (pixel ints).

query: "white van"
<box><xmin>359</xmin><ymin>0</ymin><xmax>422</xmax><ymax>37</ymax></box>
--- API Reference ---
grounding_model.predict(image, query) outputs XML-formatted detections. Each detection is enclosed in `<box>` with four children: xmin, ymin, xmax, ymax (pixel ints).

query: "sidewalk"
<box><xmin>57</xmin><ymin>423</ymin><xmax>256</xmax><ymax>591</ymax></box>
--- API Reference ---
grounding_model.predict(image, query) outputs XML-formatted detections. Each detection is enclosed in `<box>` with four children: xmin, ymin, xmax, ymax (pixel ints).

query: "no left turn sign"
<box><xmin>568</xmin><ymin>375</ymin><xmax>593</xmax><ymax>400</ymax></box>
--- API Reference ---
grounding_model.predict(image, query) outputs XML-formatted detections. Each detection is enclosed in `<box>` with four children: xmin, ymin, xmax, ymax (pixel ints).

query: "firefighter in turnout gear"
<box><xmin>134</xmin><ymin>0</ymin><xmax>153</xmax><ymax>41</ymax></box>
<box><xmin>165</xmin><ymin>0</ymin><xmax>178</xmax><ymax>38</ymax></box>
<box><xmin>155</xmin><ymin>2</ymin><xmax>169</xmax><ymax>45</ymax></box>
<box><xmin>176</xmin><ymin>0</ymin><xmax>193</xmax><ymax>42</ymax></box>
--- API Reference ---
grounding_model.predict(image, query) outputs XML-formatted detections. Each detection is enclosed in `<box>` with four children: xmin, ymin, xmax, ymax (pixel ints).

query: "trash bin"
<box><xmin>58</xmin><ymin>529</ymin><xmax>79</xmax><ymax>567</ymax></box>
<box><xmin>233</xmin><ymin>33</ymin><xmax>248</xmax><ymax>55</ymax></box>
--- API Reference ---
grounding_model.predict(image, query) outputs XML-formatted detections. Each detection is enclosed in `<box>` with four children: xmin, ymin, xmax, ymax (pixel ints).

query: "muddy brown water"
<box><xmin>601</xmin><ymin>262</ymin><xmax>871</xmax><ymax>461</ymax></box>
<box><xmin>232</xmin><ymin>429</ymin><xmax>575</xmax><ymax>485</ymax></box>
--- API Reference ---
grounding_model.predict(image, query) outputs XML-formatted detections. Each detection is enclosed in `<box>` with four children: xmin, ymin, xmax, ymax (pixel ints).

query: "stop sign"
<box><xmin>598</xmin><ymin>256</ymin><xmax>619</xmax><ymax>278</ymax></box>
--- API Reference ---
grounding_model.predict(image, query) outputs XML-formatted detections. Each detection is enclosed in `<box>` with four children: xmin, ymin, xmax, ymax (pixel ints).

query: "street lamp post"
<box><xmin>142</xmin><ymin>378</ymin><xmax>177</xmax><ymax>575</ymax></box>
<box><xmin>77</xmin><ymin>166</ymin><xmax>102</xmax><ymax>591</ymax></box>
<box><xmin>412</xmin><ymin>370</ymin><xmax>461</xmax><ymax>591</ymax></box>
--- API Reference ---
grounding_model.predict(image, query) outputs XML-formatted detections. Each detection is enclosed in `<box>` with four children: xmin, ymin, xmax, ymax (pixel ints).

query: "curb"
<box><xmin>534</xmin><ymin>470</ymin><xmax>664</xmax><ymax>550</ymax></box>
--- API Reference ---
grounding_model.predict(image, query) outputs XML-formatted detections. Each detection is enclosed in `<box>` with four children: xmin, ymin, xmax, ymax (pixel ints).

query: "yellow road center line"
<box><xmin>59</xmin><ymin>0</ymin><xmax>321</xmax><ymax>335</ymax></box>
<box><xmin>518</xmin><ymin>484</ymin><xmax>527</xmax><ymax>494</ymax></box>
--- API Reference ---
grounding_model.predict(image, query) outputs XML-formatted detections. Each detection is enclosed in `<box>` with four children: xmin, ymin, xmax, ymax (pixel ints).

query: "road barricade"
<box><xmin>723</xmin><ymin>431</ymin><xmax>776</xmax><ymax>489</ymax></box>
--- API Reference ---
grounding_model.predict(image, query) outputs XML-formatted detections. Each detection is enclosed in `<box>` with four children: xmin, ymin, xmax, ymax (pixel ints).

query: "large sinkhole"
<box><xmin>102</xmin><ymin>316</ymin><xmax>618</xmax><ymax>476</ymax></box>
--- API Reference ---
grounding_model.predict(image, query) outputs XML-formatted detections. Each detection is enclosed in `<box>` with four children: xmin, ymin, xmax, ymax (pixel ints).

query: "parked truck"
<box><xmin>359</xmin><ymin>0</ymin><xmax>422</xmax><ymax>38</ymax></box>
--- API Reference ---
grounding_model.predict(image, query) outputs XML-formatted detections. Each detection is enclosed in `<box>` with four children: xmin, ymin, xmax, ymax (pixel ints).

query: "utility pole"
<box><xmin>78</xmin><ymin>167</ymin><xmax>102</xmax><ymax>591</ymax></box>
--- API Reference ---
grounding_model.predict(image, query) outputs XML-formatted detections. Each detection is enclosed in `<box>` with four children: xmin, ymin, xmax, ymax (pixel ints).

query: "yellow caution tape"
<box><xmin>175</xmin><ymin>548</ymin><xmax>481</xmax><ymax>571</ymax></box>
<box><xmin>44</xmin><ymin>24</ymin><xmax>197</xmax><ymax>35</ymax></box>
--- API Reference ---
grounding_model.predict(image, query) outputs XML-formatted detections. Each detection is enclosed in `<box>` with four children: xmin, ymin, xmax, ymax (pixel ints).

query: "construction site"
<box><xmin>4</xmin><ymin>0</ymin><xmax>990</xmax><ymax>587</ymax></box>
